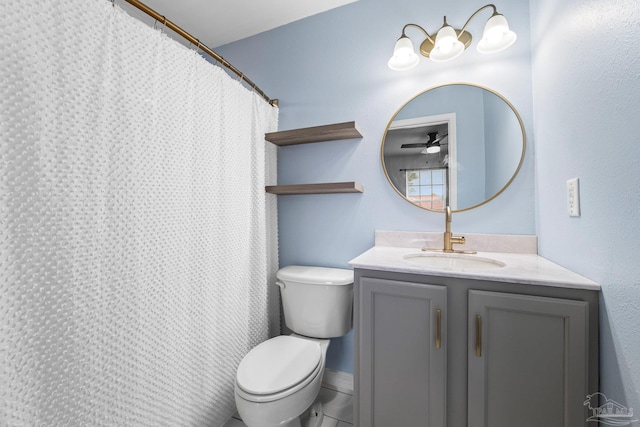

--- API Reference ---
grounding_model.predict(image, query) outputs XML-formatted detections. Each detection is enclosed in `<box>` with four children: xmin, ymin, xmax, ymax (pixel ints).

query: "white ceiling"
<box><xmin>122</xmin><ymin>0</ymin><xmax>357</xmax><ymax>48</ymax></box>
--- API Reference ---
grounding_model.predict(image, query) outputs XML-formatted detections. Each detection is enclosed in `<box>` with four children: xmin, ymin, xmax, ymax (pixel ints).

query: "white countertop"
<box><xmin>349</xmin><ymin>246</ymin><xmax>600</xmax><ymax>291</ymax></box>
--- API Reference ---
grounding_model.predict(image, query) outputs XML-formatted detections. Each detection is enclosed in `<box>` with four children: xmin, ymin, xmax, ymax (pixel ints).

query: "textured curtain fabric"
<box><xmin>0</xmin><ymin>0</ymin><xmax>279</xmax><ymax>425</ymax></box>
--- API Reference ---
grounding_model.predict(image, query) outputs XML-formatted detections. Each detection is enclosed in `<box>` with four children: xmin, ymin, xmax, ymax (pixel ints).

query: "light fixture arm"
<box><xmin>459</xmin><ymin>4</ymin><xmax>499</xmax><ymax>36</ymax></box>
<box><xmin>401</xmin><ymin>23</ymin><xmax>435</xmax><ymax>45</ymax></box>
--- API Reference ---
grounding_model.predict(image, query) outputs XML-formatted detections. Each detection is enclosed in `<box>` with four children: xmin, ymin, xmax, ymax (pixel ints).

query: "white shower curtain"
<box><xmin>0</xmin><ymin>0</ymin><xmax>279</xmax><ymax>425</ymax></box>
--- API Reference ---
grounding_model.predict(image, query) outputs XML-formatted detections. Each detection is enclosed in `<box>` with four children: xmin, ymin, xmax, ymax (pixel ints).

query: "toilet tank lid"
<box><xmin>277</xmin><ymin>265</ymin><xmax>354</xmax><ymax>286</ymax></box>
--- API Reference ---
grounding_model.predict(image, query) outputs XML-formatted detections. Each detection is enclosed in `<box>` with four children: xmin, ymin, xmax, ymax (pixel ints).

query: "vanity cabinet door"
<box><xmin>357</xmin><ymin>277</ymin><xmax>446</xmax><ymax>427</ymax></box>
<box><xmin>467</xmin><ymin>290</ymin><xmax>589</xmax><ymax>427</ymax></box>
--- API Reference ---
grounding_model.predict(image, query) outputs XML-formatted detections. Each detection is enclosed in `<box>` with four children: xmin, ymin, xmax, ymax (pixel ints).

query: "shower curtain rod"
<box><xmin>123</xmin><ymin>0</ymin><xmax>278</xmax><ymax>107</ymax></box>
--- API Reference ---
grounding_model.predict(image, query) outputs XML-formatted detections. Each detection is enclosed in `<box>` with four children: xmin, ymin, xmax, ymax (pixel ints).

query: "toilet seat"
<box><xmin>236</xmin><ymin>336</ymin><xmax>322</xmax><ymax>401</ymax></box>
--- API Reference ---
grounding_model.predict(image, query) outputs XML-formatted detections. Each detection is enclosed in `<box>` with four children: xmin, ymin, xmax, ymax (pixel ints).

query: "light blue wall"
<box><xmin>530</xmin><ymin>0</ymin><xmax>640</xmax><ymax>413</ymax></box>
<box><xmin>217</xmin><ymin>0</ymin><xmax>536</xmax><ymax>373</ymax></box>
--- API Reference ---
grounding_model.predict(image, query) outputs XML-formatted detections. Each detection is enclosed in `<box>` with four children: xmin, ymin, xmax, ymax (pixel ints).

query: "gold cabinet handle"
<box><xmin>475</xmin><ymin>315</ymin><xmax>482</xmax><ymax>357</ymax></box>
<box><xmin>436</xmin><ymin>309</ymin><xmax>442</xmax><ymax>350</ymax></box>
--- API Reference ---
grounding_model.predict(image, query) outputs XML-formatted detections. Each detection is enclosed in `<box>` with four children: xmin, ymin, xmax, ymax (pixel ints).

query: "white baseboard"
<box><xmin>322</xmin><ymin>369</ymin><xmax>353</xmax><ymax>395</ymax></box>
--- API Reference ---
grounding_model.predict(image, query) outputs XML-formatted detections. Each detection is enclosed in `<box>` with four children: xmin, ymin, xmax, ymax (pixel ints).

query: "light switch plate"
<box><xmin>567</xmin><ymin>178</ymin><xmax>580</xmax><ymax>217</ymax></box>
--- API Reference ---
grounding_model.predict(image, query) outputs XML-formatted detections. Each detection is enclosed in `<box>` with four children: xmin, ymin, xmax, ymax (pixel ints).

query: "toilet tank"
<box><xmin>276</xmin><ymin>265</ymin><xmax>354</xmax><ymax>338</ymax></box>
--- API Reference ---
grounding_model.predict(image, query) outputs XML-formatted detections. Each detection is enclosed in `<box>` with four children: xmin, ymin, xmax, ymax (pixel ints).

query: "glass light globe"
<box><xmin>430</xmin><ymin>26</ymin><xmax>465</xmax><ymax>62</ymax></box>
<box><xmin>388</xmin><ymin>36</ymin><xmax>420</xmax><ymax>71</ymax></box>
<box><xmin>477</xmin><ymin>14</ymin><xmax>517</xmax><ymax>54</ymax></box>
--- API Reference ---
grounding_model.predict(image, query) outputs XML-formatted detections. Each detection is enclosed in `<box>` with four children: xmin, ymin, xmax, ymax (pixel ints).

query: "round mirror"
<box><xmin>381</xmin><ymin>83</ymin><xmax>526</xmax><ymax>212</ymax></box>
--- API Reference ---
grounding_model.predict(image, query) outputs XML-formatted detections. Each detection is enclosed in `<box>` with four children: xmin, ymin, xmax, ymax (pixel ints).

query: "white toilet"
<box><xmin>234</xmin><ymin>265</ymin><xmax>354</xmax><ymax>427</ymax></box>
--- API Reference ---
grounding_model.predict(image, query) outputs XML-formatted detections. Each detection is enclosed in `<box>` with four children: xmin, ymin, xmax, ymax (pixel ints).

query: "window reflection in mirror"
<box><xmin>406</xmin><ymin>168</ymin><xmax>448</xmax><ymax>210</ymax></box>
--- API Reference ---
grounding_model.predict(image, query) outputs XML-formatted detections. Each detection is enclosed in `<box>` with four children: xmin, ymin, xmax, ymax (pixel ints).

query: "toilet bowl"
<box><xmin>234</xmin><ymin>266</ymin><xmax>354</xmax><ymax>427</ymax></box>
<box><xmin>234</xmin><ymin>335</ymin><xmax>329</xmax><ymax>427</ymax></box>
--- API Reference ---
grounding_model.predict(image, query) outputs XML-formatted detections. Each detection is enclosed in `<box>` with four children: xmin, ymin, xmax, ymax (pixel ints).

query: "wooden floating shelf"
<box><xmin>265</xmin><ymin>182</ymin><xmax>364</xmax><ymax>195</ymax></box>
<box><xmin>265</xmin><ymin>121</ymin><xmax>362</xmax><ymax>146</ymax></box>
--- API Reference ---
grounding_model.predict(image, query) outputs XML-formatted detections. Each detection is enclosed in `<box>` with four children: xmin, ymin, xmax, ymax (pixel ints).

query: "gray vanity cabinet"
<box><xmin>354</xmin><ymin>269</ymin><xmax>599</xmax><ymax>427</ymax></box>
<box><xmin>467</xmin><ymin>290</ymin><xmax>589</xmax><ymax>427</ymax></box>
<box><xmin>356</xmin><ymin>277</ymin><xmax>447</xmax><ymax>427</ymax></box>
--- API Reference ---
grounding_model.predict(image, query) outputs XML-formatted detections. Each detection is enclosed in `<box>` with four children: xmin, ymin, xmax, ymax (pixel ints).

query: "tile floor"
<box><xmin>223</xmin><ymin>384</ymin><xmax>353</xmax><ymax>427</ymax></box>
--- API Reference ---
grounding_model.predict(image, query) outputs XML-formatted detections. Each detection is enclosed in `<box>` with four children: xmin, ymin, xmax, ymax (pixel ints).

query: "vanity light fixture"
<box><xmin>387</xmin><ymin>4</ymin><xmax>517</xmax><ymax>71</ymax></box>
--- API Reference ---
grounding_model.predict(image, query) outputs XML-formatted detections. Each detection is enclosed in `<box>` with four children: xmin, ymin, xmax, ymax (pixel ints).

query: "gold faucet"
<box><xmin>421</xmin><ymin>205</ymin><xmax>475</xmax><ymax>253</ymax></box>
<box><xmin>443</xmin><ymin>205</ymin><xmax>465</xmax><ymax>252</ymax></box>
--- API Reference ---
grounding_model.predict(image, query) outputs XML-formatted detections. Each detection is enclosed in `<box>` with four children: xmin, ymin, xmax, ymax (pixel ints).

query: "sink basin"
<box><xmin>403</xmin><ymin>253</ymin><xmax>506</xmax><ymax>270</ymax></box>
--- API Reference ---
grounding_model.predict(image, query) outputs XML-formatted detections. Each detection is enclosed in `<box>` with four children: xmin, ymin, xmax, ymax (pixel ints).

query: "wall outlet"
<box><xmin>567</xmin><ymin>178</ymin><xmax>580</xmax><ymax>217</ymax></box>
